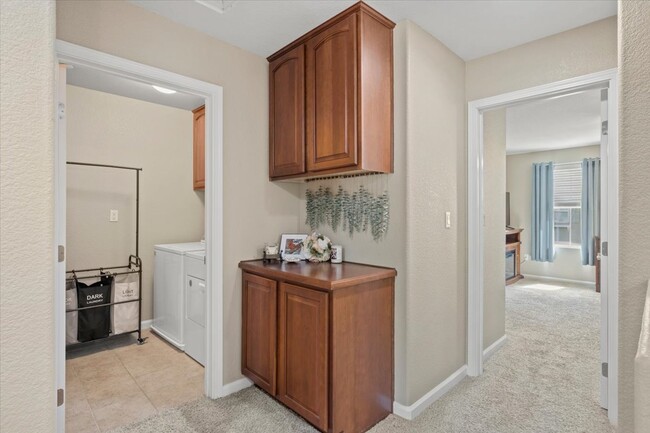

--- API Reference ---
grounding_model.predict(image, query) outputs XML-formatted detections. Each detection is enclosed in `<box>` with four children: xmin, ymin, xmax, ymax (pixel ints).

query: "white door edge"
<box><xmin>54</xmin><ymin>63</ymin><xmax>67</xmax><ymax>433</ymax></box>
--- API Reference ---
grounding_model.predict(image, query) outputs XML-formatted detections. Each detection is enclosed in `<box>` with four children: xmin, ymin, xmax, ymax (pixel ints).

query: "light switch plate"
<box><xmin>110</xmin><ymin>209</ymin><xmax>119</xmax><ymax>222</ymax></box>
<box><xmin>445</xmin><ymin>211</ymin><xmax>451</xmax><ymax>228</ymax></box>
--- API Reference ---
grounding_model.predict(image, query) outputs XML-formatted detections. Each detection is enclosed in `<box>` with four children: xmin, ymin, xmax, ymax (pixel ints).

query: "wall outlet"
<box><xmin>109</xmin><ymin>209</ymin><xmax>119</xmax><ymax>222</ymax></box>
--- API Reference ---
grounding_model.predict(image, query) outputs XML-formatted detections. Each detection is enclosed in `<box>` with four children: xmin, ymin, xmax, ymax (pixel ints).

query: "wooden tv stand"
<box><xmin>506</xmin><ymin>228</ymin><xmax>524</xmax><ymax>285</ymax></box>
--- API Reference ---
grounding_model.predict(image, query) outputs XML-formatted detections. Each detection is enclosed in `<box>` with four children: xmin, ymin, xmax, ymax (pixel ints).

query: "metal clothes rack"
<box><xmin>65</xmin><ymin>161</ymin><xmax>145</xmax><ymax>346</ymax></box>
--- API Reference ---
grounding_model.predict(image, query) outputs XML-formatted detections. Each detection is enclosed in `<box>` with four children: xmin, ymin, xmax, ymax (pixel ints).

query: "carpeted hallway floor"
<box><xmin>110</xmin><ymin>278</ymin><xmax>613</xmax><ymax>433</ymax></box>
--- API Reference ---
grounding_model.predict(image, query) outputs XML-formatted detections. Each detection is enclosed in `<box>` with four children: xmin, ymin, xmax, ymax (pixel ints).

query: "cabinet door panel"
<box><xmin>277</xmin><ymin>283</ymin><xmax>328</xmax><ymax>431</ymax></box>
<box><xmin>242</xmin><ymin>273</ymin><xmax>277</xmax><ymax>394</ymax></box>
<box><xmin>306</xmin><ymin>13</ymin><xmax>358</xmax><ymax>172</ymax></box>
<box><xmin>269</xmin><ymin>45</ymin><xmax>305</xmax><ymax>178</ymax></box>
<box><xmin>193</xmin><ymin>106</ymin><xmax>205</xmax><ymax>189</ymax></box>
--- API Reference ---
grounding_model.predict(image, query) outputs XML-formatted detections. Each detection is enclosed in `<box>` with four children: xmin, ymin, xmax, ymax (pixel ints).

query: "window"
<box><xmin>553</xmin><ymin>162</ymin><xmax>582</xmax><ymax>248</ymax></box>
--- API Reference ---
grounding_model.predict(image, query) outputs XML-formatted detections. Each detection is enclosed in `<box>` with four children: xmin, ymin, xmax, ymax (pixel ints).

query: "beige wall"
<box><xmin>466</xmin><ymin>17</ymin><xmax>617</xmax><ymax>101</ymax></box>
<box><xmin>483</xmin><ymin>109</ymin><xmax>506</xmax><ymax>350</ymax></box>
<box><xmin>57</xmin><ymin>0</ymin><xmax>302</xmax><ymax>385</ymax></box>
<box><xmin>0</xmin><ymin>1</ymin><xmax>56</xmax><ymax>432</ymax></box>
<box><xmin>298</xmin><ymin>21</ymin><xmax>466</xmax><ymax>406</ymax></box>
<box><xmin>66</xmin><ymin>85</ymin><xmax>205</xmax><ymax>321</ymax></box>
<box><xmin>506</xmin><ymin>145</ymin><xmax>600</xmax><ymax>283</ymax></box>
<box><xmin>396</xmin><ymin>21</ymin><xmax>467</xmax><ymax>405</ymax></box>
<box><xmin>618</xmin><ymin>2</ymin><xmax>650</xmax><ymax>432</ymax></box>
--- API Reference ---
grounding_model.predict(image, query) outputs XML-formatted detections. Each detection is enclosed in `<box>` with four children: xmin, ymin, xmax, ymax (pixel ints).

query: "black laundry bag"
<box><xmin>76</xmin><ymin>275</ymin><xmax>113</xmax><ymax>342</ymax></box>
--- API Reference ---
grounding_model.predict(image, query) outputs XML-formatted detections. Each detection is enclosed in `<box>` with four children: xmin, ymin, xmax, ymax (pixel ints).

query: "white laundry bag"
<box><xmin>65</xmin><ymin>279</ymin><xmax>78</xmax><ymax>344</ymax></box>
<box><xmin>111</xmin><ymin>272</ymin><xmax>140</xmax><ymax>335</ymax></box>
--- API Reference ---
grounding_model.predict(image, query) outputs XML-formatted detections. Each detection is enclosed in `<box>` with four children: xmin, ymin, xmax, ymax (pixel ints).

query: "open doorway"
<box><xmin>467</xmin><ymin>69</ymin><xmax>618</xmax><ymax>427</ymax></box>
<box><xmin>54</xmin><ymin>42</ymin><xmax>225</xmax><ymax>433</ymax></box>
<box><xmin>482</xmin><ymin>87</ymin><xmax>608</xmax><ymax>427</ymax></box>
<box><xmin>63</xmin><ymin>65</ymin><xmax>206</xmax><ymax>431</ymax></box>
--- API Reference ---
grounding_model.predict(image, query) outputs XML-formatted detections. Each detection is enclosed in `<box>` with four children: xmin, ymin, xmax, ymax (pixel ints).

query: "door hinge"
<box><xmin>601</xmin><ymin>241</ymin><xmax>608</xmax><ymax>257</ymax></box>
<box><xmin>602</xmin><ymin>362</ymin><xmax>608</xmax><ymax>378</ymax></box>
<box><xmin>602</xmin><ymin>120</ymin><xmax>608</xmax><ymax>136</ymax></box>
<box><xmin>57</xmin><ymin>388</ymin><xmax>64</xmax><ymax>407</ymax></box>
<box><xmin>58</xmin><ymin>245</ymin><xmax>65</xmax><ymax>262</ymax></box>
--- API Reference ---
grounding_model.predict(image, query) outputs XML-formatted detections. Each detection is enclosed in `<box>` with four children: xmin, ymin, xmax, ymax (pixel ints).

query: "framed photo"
<box><xmin>279</xmin><ymin>234</ymin><xmax>308</xmax><ymax>261</ymax></box>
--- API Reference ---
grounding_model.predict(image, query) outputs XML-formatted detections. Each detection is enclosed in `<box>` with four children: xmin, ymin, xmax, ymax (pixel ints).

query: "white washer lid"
<box><xmin>186</xmin><ymin>250</ymin><xmax>206</xmax><ymax>261</ymax></box>
<box><xmin>154</xmin><ymin>242</ymin><xmax>205</xmax><ymax>254</ymax></box>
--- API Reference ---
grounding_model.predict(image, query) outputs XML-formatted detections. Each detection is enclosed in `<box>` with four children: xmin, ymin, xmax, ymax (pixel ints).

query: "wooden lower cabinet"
<box><xmin>277</xmin><ymin>283</ymin><xmax>329</xmax><ymax>431</ymax></box>
<box><xmin>241</xmin><ymin>273</ymin><xmax>277</xmax><ymax>394</ymax></box>
<box><xmin>239</xmin><ymin>260</ymin><xmax>396</xmax><ymax>433</ymax></box>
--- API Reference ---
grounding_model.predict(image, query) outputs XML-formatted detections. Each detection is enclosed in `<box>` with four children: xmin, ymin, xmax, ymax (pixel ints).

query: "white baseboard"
<box><xmin>149</xmin><ymin>325</ymin><xmax>184</xmax><ymax>350</ymax></box>
<box><xmin>522</xmin><ymin>274</ymin><xmax>595</xmax><ymax>288</ymax></box>
<box><xmin>220</xmin><ymin>377</ymin><xmax>253</xmax><ymax>396</ymax></box>
<box><xmin>483</xmin><ymin>335</ymin><xmax>506</xmax><ymax>361</ymax></box>
<box><xmin>140</xmin><ymin>319</ymin><xmax>152</xmax><ymax>330</ymax></box>
<box><xmin>393</xmin><ymin>365</ymin><xmax>467</xmax><ymax>420</ymax></box>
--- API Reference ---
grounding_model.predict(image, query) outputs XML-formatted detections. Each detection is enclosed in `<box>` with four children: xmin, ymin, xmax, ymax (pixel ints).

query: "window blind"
<box><xmin>553</xmin><ymin>162</ymin><xmax>582</xmax><ymax>207</ymax></box>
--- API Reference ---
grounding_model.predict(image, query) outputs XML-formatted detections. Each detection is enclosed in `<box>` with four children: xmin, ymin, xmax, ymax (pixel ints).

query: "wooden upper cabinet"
<box><xmin>306</xmin><ymin>13</ymin><xmax>358</xmax><ymax>172</ymax></box>
<box><xmin>192</xmin><ymin>105</ymin><xmax>205</xmax><ymax>190</ymax></box>
<box><xmin>269</xmin><ymin>45</ymin><xmax>306</xmax><ymax>178</ymax></box>
<box><xmin>267</xmin><ymin>2</ymin><xmax>395</xmax><ymax>180</ymax></box>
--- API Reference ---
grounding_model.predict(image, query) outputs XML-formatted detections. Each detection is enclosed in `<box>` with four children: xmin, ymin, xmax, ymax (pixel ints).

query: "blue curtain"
<box><xmin>581</xmin><ymin>158</ymin><xmax>600</xmax><ymax>265</ymax></box>
<box><xmin>531</xmin><ymin>162</ymin><xmax>554</xmax><ymax>262</ymax></box>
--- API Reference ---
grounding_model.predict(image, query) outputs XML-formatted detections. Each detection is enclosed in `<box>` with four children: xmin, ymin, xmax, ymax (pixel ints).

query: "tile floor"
<box><xmin>66</xmin><ymin>329</ymin><xmax>204</xmax><ymax>433</ymax></box>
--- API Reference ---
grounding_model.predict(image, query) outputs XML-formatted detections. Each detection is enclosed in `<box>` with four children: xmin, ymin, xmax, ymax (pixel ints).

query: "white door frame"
<box><xmin>466</xmin><ymin>68</ymin><xmax>619</xmax><ymax>425</ymax></box>
<box><xmin>54</xmin><ymin>41</ymin><xmax>226</xmax><ymax>430</ymax></box>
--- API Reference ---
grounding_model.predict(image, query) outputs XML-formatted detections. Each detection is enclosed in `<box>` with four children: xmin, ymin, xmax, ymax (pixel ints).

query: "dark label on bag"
<box><xmin>86</xmin><ymin>293</ymin><xmax>104</xmax><ymax>304</ymax></box>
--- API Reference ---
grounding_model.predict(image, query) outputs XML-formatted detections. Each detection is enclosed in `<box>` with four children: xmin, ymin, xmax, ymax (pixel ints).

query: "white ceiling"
<box><xmin>505</xmin><ymin>88</ymin><xmax>602</xmax><ymax>155</ymax></box>
<box><xmin>67</xmin><ymin>65</ymin><xmax>205</xmax><ymax>111</ymax></box>
<box><xmin>130</xmin><ymin>0</ymin><xmax>616</xmax><ymax>61</ymax></box>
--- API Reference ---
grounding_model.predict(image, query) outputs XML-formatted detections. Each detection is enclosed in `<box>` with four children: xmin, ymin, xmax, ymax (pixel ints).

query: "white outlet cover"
<box><xmin>110</xmin><ymin>209</ymin><xmax>119</xmax><ymax>222</ymax></box>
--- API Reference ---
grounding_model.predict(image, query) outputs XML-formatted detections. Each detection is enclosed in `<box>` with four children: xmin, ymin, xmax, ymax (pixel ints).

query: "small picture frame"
<box><xmin>279</xmin><ymin>234</ymin><xmax>308</xmax><ymax>261</ymax></box>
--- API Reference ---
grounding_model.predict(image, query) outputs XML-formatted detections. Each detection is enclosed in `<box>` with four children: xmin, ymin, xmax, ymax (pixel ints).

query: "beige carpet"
<box><xmin>110</xmin><ymin>278</ymin><xmax>613</xmax><ymax>433</ymax></box>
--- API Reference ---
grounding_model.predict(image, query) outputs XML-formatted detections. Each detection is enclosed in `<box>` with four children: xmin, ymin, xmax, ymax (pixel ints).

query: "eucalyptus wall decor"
<box><xmin>305</xmin><ymin>174</ymin><xmax>390</xmax><ymax>241</ymax></box>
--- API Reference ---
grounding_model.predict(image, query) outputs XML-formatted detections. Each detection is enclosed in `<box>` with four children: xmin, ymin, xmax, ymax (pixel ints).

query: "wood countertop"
<box><xmin>239</xmin><ymin>260</ymin><xmax>397</xmax><ymax>291</ymax></box>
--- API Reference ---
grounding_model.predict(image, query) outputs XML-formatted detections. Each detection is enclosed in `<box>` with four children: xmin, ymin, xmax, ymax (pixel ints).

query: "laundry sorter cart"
<box><xmin>65</xmin><ymin>161</ymin><xmax>145</xmax><ymax>347</ymax></box>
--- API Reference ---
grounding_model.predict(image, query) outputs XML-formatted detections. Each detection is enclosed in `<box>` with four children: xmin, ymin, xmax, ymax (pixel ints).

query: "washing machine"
<box><xmin>184</xmin><ymin>250</ymin><xmax>206</xmax><ymax>366</ymax></box>
<box><xmin>152</xmin><ymin>242</ymin><xmax>204</xmax><ymax>349</ymax></box>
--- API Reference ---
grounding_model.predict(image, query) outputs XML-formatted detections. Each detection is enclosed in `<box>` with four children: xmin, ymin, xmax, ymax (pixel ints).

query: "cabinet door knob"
<box><xmin>189</xmin><ymin>280</ymin><xmax>193</xmax><ymax>287</ymax></box>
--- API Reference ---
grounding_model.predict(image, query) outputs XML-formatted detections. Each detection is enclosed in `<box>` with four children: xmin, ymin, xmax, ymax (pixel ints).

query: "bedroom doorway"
<box><xmin>467</xmin><ymin>69</ymin><xmax>619</xmax><ymax>425</ymax></box>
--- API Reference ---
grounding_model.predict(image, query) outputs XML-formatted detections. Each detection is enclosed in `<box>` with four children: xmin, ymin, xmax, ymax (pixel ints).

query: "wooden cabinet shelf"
<box><xmin>268</xmin><ymin>2</ymin><xmax>395</xmax><ymax>181</ymax></box>
<box><xmin>239</xmin><ymin>260</ymin><xmax>396</xmax><ymax>433</ymax></box>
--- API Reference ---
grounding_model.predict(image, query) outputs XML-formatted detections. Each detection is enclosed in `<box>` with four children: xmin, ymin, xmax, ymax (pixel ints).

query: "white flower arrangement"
<box><xmin>302</xmin><ymin>232</ymin><xmax>332</xmax><ymax>263</ymax></box>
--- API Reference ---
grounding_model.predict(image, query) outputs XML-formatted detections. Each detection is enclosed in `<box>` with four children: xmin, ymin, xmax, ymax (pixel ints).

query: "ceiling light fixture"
<box><xmin>152</xmin><ymin>85</ymin><xmax>177</xmax><ymax>94</ymax></box>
